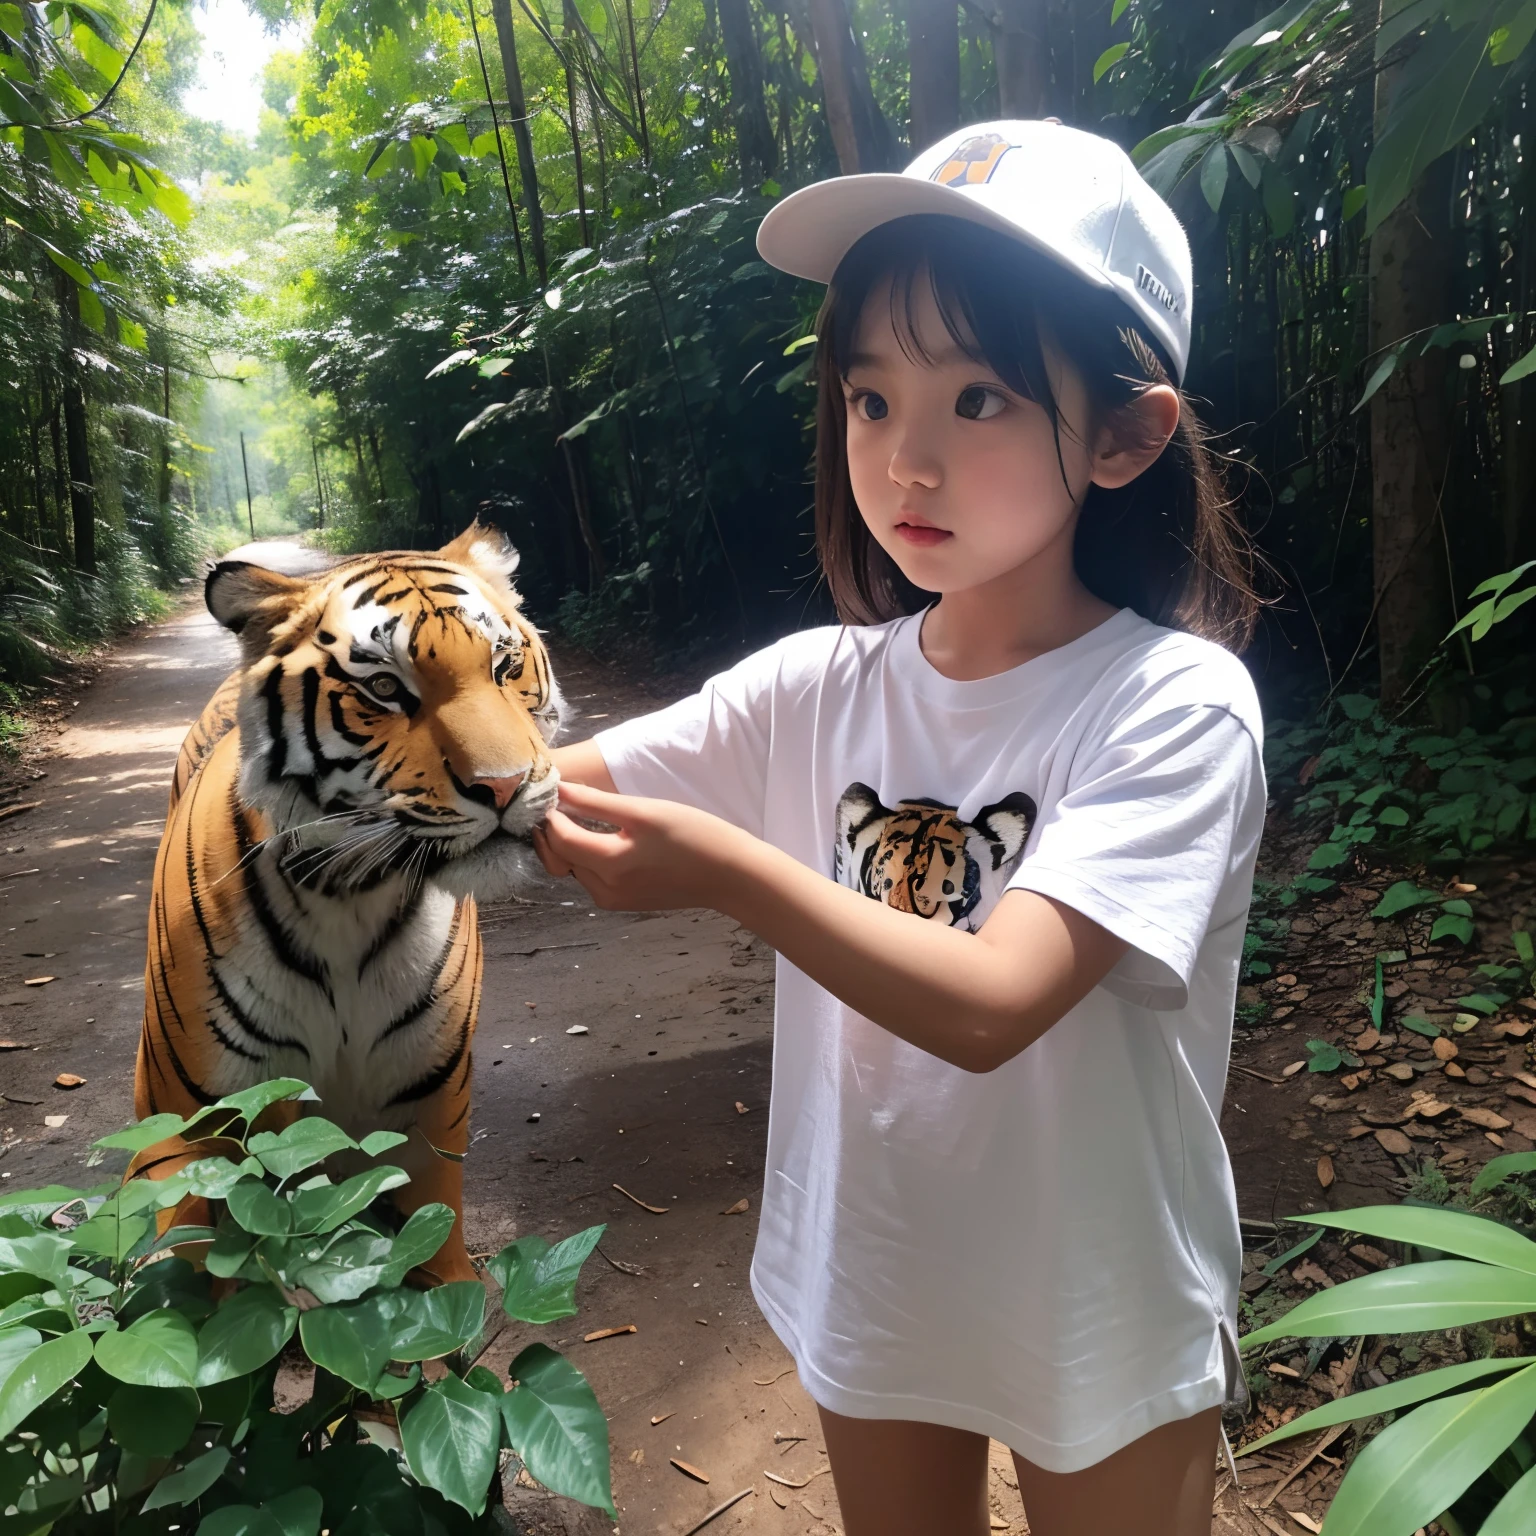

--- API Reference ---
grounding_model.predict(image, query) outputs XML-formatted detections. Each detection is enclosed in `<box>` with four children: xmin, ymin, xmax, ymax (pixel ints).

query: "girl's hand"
<box><xmin>533</xmin><ymin>779</ymin><xmax>746</xmax><ymax>912</ymax></box>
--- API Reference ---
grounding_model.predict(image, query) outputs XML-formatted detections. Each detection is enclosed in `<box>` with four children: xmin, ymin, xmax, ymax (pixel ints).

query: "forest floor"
<box><xmin>0</xmin><ymin>594</ymin><xmax>1532</xmax><ymax>1536</ymax></box>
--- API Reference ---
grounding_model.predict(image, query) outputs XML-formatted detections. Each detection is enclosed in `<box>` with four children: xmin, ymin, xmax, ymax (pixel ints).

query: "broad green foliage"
<box><xmin>0</xmin><ymin>1080</ymin><xmax>614</xmax><ymax>1530</ymax></box>
<box><xmin>1240</xmin><ymin>1204</ymin><xmax>1536</xmax><ymax>1536</ymax></box>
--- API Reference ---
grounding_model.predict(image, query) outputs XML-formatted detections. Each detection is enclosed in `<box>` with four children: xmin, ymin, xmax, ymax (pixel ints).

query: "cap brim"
<box><xmin>755</xmin><ymin>173</ymin><xmax>1117</xmax><ymax>301</ymax></box>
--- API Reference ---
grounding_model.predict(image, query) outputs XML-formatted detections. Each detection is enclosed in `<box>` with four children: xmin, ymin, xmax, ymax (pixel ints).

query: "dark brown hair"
<box><xmin>812</xmin><ymin>215</ymin><xmax>1258</xmax><ymax>650</ymax></box>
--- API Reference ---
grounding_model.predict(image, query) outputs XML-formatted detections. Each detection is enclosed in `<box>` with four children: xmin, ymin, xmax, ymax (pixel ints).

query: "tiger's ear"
<box><xmin>438</xmin><ymin>522</ymin><xmax>521</xmax><ymax>586</ymax></box>
<box><xmin>972</xmin><ymin>792</ymin><xmax>1037</xmax><ymax>869</ymax></box>
<box><xmin>205</xmin><ymin>560</ymin><xmax>310</xmax><ymax>647</ymax></box>
<box><xmin>834</xmin><ymin>781</ymin><xmax>888</xmax><ymax>847</ymax></box>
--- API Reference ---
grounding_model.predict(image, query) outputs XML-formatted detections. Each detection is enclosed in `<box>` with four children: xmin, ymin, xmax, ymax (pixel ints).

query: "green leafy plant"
<box><xmin>0</xmin><ymin>1079</ymin><xmax>614</xmax><ymax>1532</ymax></box>
<box><xmin>1240</xmin><ymin>1204</ymin><xmax>1536</xmax><ymax>1535</ymax></box>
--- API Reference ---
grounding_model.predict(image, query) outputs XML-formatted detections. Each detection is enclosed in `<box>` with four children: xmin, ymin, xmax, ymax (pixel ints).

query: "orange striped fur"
<box><xmin>138</xmin><ymin>526</ymin><xmax>562</xmax><ymax>1282</ymax></box>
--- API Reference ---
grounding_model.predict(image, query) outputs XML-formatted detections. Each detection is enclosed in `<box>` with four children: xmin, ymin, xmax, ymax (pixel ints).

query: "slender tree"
<box><xmin>490</xmin><ymin>0</ymin><xmax>549</xmax><ymax>284</ymax></box>
<box><xmin>717</xmin><ymin>0</ymin><xmax>778</xmax><ymax>185</ymax></box>
<box><xmin>905</xmin><ymin>0</ymin><xmax>959</xmax><ymax>152</ymax></box>
<box><xmin>804</xmin><ymin>0</ymin><xmax>893</xmax><ymax>172</ymax></box>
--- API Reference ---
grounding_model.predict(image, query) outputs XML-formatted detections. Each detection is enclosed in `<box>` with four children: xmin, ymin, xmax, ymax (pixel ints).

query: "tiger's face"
<box><xmin>207</xmin><ymin>525</ymin><xmax>562</xmax><ymax>896</ymax></box>
<box><xmin>834</xmin><ymin>783</ymin><xmax>1036</xmax><ymax>931</ymax></box>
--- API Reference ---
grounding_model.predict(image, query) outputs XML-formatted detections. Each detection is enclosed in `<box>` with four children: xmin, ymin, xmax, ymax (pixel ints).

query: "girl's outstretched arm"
<box><xmin>550</xmin><ymin>740</ymin><xmax>617</xmax><ymax>793</ymax></box>
<box><xmin>533</xmin><ymin>780</ymin><xmax>1126</xmax><ymax>1074</ymax></box>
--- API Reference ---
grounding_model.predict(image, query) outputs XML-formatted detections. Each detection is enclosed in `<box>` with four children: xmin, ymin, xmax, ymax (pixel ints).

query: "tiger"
<box><xmin>833</xmin><ymin>782</ymin><xmax>1036</xmax><ymax>931</ymax></box>
<box><xmin>137</xmin><ymin>525</ymin><xmax>562</xmax><ymax>1284</ymax></box>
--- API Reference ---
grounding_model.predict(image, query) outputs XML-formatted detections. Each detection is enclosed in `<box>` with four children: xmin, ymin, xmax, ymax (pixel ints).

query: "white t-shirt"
<box><xmin>595</xmin><ymin>607</ymin><xmax>1265</xmax><ymax>1473</ymax></box>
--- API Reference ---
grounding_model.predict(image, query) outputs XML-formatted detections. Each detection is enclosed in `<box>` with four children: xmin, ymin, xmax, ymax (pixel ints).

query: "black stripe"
<box><xmin>372</xmin><ymin>906</ymin><xmax>462</xmax><ymax>1047</ymax></box>
<box><xmin>388</xmin><ymin>1014</ymin><xmax>470</xmax><ymax>1106</ymax></box>
<box><xmin>207</xmin><ymin>966</ymin><xmax>308</xmax><ymax>1059</ymax></box>
<box><xmin>358</xmin><ymin>890</ymin><xmax>423</xmax><ymax>978</ymax></box>
<box><xmin>262</xmin><ymin>665</ymin><xmax>288</xmax><ymax>782</ymax></box>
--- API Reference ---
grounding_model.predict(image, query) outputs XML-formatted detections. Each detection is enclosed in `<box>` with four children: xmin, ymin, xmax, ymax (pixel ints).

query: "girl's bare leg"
<box><xmin>817</xmin><ymin>1402</ymin><xmax>1222</xmax><ymax>1536</ymax></box>
<box><xmin>1012</xmin><ymin>1405</ymin><xmax>1223</xmax><ymax>1536</ymax></box>
<box><xmin>817</xmin><ymin>1406</ymin><xmax>991</xmax><ymax>1536</ymax></box>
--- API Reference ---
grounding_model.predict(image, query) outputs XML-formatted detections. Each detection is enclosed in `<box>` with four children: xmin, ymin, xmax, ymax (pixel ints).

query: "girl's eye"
<box><xmin>854</xmin><ymin>390</ymin><xmax>889</xmax><ymax>422</ymax></box>
<box><xmin>364</xmin><ymin>673</ymin><xmax>400</xmax><ymax>699</ymax></box>
<box><xmin>956</xmin><ymin>386</ymin><xmax>1006</xmax><ymax>421</ymax></box>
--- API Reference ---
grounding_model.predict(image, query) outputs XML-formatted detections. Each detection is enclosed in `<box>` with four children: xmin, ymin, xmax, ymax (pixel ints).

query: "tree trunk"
<box><xmin>158</xmin><ymin>360</ymin><xmax>173</xmax><ymax>510</ymax></box>
<box><xmin>905</xmin><ymin>0</ymin><xmax>958</xmax><ymax>153</ymax></box>
<box><xmin>47</xmin><ymin>394</ymin><xmax>68</xmax><ymax>551</ymax></box>
<box><xmin>717</xmin><ymin>0</ymin><xmax>777</xmax><ymax>185</ymax></box>
<box><xmin>1368</xmin><ymin>39</ymin><xmax>1454</xmax><ymax>705</ymax></box>
<box><xmin>987</xmin><ymin>0</ymin><xmax>1050</xmax><ymax>118</ymax></box>
<box><xmin>490</xmin><ymin>0</ymin><xmax>549</xmax><ymax>284</ymax></box>
<box><xmin>562</xmin><ymin>0</ymin><xmax>591</xmax><ymax>248</ymax></box>
<box><xmin>61</xmin><ymin>371</ymin><xmax>95</xmax><ymax>573</ymax></box>
<box><xmin>804</xmin><ymin>0</ymin><xmax>893</xmax><ymax>173</ymax></box>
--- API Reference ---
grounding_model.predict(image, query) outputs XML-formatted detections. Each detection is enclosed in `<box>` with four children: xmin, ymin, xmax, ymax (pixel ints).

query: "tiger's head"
<box><xmin>206</xmin><ymin>525</ymin><xmax>562</xmax><ymax>898</ymax></box>
<box><xmin>833</xmin><ymin>783</ymin><xmax>1036</xmax><ymax>931</ymax></box>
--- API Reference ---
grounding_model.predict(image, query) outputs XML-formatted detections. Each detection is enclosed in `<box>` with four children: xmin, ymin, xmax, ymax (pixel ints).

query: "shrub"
<box><xmin>0</xmin><ymin>1078</ymin><xmax>613</xmax><ymax>1532</ymax></box>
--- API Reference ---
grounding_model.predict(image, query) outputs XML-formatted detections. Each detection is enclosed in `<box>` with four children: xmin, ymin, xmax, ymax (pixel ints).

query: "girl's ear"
<box><xmin>1090</xmin><ymin>385</ymin><xmax>1181</xmax><ymax>491</ymax></box>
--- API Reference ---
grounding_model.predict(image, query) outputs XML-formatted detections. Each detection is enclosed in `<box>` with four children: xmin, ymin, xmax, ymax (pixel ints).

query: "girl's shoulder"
<box><xmin>1090</xmin><ymin>612</ymin><xmax>1264</xmax><ymax>745</ymax></box>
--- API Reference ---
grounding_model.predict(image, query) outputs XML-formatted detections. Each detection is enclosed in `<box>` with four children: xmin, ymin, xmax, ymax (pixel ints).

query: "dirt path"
<box><xmin>0</xmin><ymin>603</ymin><xmax>1040</xmax><ymax>1536</ymax></box>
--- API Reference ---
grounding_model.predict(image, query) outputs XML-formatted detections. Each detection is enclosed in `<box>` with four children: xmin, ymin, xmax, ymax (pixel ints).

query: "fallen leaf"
<box><xmin>1277</xmin><ymin>973</ymin><xmax>1298</xmax><ymax>987</ymax></box>
<box><xmin>768</xmin><ymin>1486</ymin><xmax>788</xmax><ymax>1510</ymax></box>
<box><xmin>612</xmin><ymin>1183</ymin><xmax>668</xmax><ymax>1214</ymax></box>
<box><xmin>1348</xmin><ymin>1243</ymin><xmax>1391</xmax><ymax>1268</ymax></box>
<box><xmin>1445</xmin><ymin>880</ymin><xmax>1477</xmax><ymax>895</ymax></box>
<box><xmin>1432</xmin><ymin>1037</ymin><xmax>1458</xmax><ymax>1061</ymax></box>
<box><xmin>721</xmin><ymin>1199</ymin><xmax>749</xmax><ymax>1215</ymax></box>
<box><xmin>1375</xmin><ymin>1128</ymin><xmax>1414</xmax><ymax>1156</ymax></box>
<box><xmin>650</xmin><ymin>1412</ymin><xmax>674</xmax><ymax>1426</ymax></box>
<box><xmin>53</xmin><ymin>1073</ymin><xmax>84</xmax><ymax>1089</ymax></box>
<box><xmin>671</xmin><ymin>1458</ymin><xmax>710</xmax><ymax>1484</ymax></box>
<box><xmin>1488</xmin><ymin>1131</ymin><xmax>1507</xmax><ymax>1147</ymax></box>
<box><xmin>1348</xmin><ymin>1124</ymin><xmax>1375</xmax><ymax>1139</ymax></box>
<box><xmin>734</xmin><ymin>1101</ymin><xmax>750</xmax><ymax>1114</ymax></box>
<box><xmin>1409</xmin><ymin>1097</ymin><xmax>1454</xmax><ymax>1119</ymax></box>
<box><xmin>1354</xmin><ymin>1028</ymin><xmax>1381</xmax><ymax>1052</ymax></box>
<box><xmin>1292</xmin><ymin>1259</ymin><xmax>1333</xmax><ymax>1288</ymax></box>
<box><xmin>1444</xmin><ymin>1062</ymin><xmax>1467</xmax><ymax>1079</ymax></box>
<box><xmin>1495</xmin><ymin>1018</ymin><xmax>1534</xmax><ymax>1039</ymax></box>
<box><xmin>1282</xmin><ymin>1061</ymin><xmax>1306</xmax><ymax>1077</ymax></box>
<box><xmin>1511</xmin><ymin>1069</ymin><xmax>1536</xmax><ymax>1091</ymax></box>
<box><xmin>1339</xmin><ymin>1073</ymin><xmax>1361</xmax><ymax>1091</ymax></box>
<box><xmin>44</xmin><ymin>1114</ymin><xmax>67</xmax><ymax>1128</ymax></box>
<box><xmin>1316</xmin><ymin>1155</ymin><xmax>1334</xmax><ymax>1189</ymax></box>
<box><xmin>1287</xmin><ymin>1512</ymin><xmax>1323</xmax><ymax>1533</ymax></box>
<box><xmin>1383</xmin><ymin>1062</ymin><xmax>1416</xmax><ymax>1081</ymax></box>
<box><xmin>98</xmin><ymin>856</ymin><xmax>119</xmax><ymax>865</ymax></box>
<box><xmin>1266</xmin><ymin>1362</ymin><xmax>1302</xmax><ymax>1379</ymax></box>
<box><xmin>23</xmin><ymin>976</ymin><xmax>54</xmax><ymax>987</ymax></box>
<box><xmin>583</xmin><ymin>1324</ymin><xmax>637</xmax><ymax>1342</ymax></box>
<box><xmin>764</xmin><ymin>1467</ymin><xmax>832</xmax><ymax>1490</ymax></box>
<box><xmin>565</xmin><ymin>1025</ymin><xmax>589</xmax><ymax>1035</ymax></box>
<box><xmin>525</xmin><ymin>1001</ymin><xmax>537</xmax><ymax>1009</ymax></box>
<box><xmin>695</xmin><ymin>1318</ymin><xmax>709</xmax><ymax>1326</ymax></box>
<box><xmin>629</xmin><ymin>1448</ymin><xmax>645</xmax><ymax>1465</ymax></box>
<box><xmin>1506</xmin><ymin>1084</ymin><xmax>1536</xmax><ymax>1110</ymax></box>
<box><xmin>0</xmin><ymin>1040</ymin><xmax>34</xmax><ymax>1051</ymax></box>
<box><xmin>1460</xmin><ymin>1106</ymin><xmax>1511</xmax><ymax>1130</ymax></box>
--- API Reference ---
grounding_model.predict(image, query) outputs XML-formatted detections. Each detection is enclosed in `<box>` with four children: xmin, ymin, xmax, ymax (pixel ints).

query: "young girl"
<box><xmin>535</xmin><ymin>120</ymin><xmax>1264</xmax><ymax>1536</ymax></box>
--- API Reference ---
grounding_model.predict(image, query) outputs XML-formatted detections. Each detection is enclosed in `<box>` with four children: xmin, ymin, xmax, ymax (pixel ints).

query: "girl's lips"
<box><xmin>894</xmin><ymin>522</ymin><xmax>952</xmax><ymax>548</ymax></box>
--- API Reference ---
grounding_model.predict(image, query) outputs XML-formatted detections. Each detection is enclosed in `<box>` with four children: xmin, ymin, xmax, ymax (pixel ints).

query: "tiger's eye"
<box><xmin>367</xmin><ymin>674</ymin><xmax>399</xmax><ymax>698</ymax></box>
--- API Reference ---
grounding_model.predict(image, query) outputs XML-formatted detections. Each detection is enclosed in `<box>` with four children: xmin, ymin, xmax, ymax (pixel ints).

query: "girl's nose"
<box><xmin>887</xmin><ymin>433</ymin><xmax>943</xmax><ymax>490</ymax></box>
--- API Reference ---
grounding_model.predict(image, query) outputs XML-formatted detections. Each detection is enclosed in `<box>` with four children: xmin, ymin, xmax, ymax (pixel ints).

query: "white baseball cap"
<box><xmin>756</xmin><ymin>119</ymin><xmax>1194</xmax><ymax>383</ymax></box>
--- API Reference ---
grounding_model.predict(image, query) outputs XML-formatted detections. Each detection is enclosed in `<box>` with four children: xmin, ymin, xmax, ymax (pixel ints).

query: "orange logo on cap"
<box><xmin>930</xmin><ymin>132</ymin><xmax>1012</xmax><ymax>187</ymax></box>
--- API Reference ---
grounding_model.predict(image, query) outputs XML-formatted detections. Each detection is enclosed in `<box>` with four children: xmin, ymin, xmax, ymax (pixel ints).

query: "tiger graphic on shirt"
<box><xmin>833</xmin><ymin>782</ymin><xmax>1037</xmax><ymax>932</ymax></box>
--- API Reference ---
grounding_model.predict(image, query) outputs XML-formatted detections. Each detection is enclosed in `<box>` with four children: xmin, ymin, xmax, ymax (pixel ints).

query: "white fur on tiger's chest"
<box><xmin>209</xmin><ymin>863</ymin><xmax>469</xmax><ymax>1128</ymax></box>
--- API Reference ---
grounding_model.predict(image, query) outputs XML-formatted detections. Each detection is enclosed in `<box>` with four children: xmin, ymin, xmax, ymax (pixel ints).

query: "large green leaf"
<box><xmin>1320</xmin><ymin>1363</ymin><xmax>1536</xmax><ymax>1536</ymax></box>
<box><xmin>248</xmin><ymin>1119</ymin><xmax>357</xmax><ymax>1180</ymax></box>
<box><xmin>299</xmin><ymin>1293</ymin><xmax>401</xmax><ymax>1390</ymax></box>
<box><xmin>0</xmin><ymin>1325</ymin><xmax>41</xmax><ymax>1388</ymax></box>
<box><xmin>399</xmin><ymin>1372</ymin><xmax>502</xmax><ymax>1516</ymax></box>
<box><xmin>184</xmin><ymin>1157</ymin><xmax>264</xmax><ymax>1201</ymax></box>
<box><xmin>141</xmin><ymin>1445</ymin><xmax>232</xmax><ymax>1511</ymax></box>
<box><xmin>0</xmin><ymin>1233</ymin><xmax>73</xmax><ymax>1285</ymax></box>
<box><xmin>489</xmin><ymin>1225</ymin><xmax>605</xmax><ymax>1326</ymax></box>
<box><xmin>281</xmin><ymin>1228</ymin><xmax>394</xmax><ymax>1304</ymax></box>
<box><xmin>1239</xmin><ymin>1356</ymin><xmax>1533</xmax><ymax>1454</ymax></box>
<box><xmin>93</xmin><ymin>1112</ymin><xmax>190</xmax><ymax>1153</ymax></box>
<box><xmin>108</xmin><ymin>1383</ymin><xmax>200</xmax><ymax>1457</ymax></box>
<box><xmin>287</xmin><ymin>1166</ymin><xmax>409</xmax><ymax>1236</ymax></box>
<box><xmin>380</xmin><ymin>1203</ymin><xmax>455</xmax><ymax>1287</ymax></box>
<box><xmin>1242</xmin><ymin>1260</ymin><xmax>1536</xmax><ymax>1347</ymax></box>
<box><xmin>95</xmin><ymin>1309</ymin><xmax>199</xmax><ymax>1388</ymax></box>
<box><xmin>226</xmin><ymin>1179</ymin><xmax>292</xmax><ymax>1237</ymax></box>
<box><xmin>389</xmin><ymin>1281</ymin><xmax>485</xmax><ymax>1361</ymax></box>
<box><xmin>1291</xmin><ymin>1206</ymin><xmax>1536</xmax><ymax>1276</ymax></box>
<box><xmin>196</xmin><ymin>1285</ymin><xmax>297</xmax><ymax>1386</ymax></box>
<box><xmin>1366</xmin><ymin>20</ymin><xmax>1502</xmax><ymax>235</ymax></box>
<box><xmin>1482</xmin><ymin>1459</ymin><xmax>1536</xmax><ymax>1536</ymax></box>
<box><xmin>501</xmin><ymin>1344</ymin><xmax>614</xmax><ymax>1516</ymax></box>
<box><xmin>0</xmin><ymin>1328</ymin><xmax>93</xmax><ymax>1438</ymax></box>
<box><xmin>211</xmin><ymin>1080</ymin><xmax>310</xmax><ymax>1122</ymax></box>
